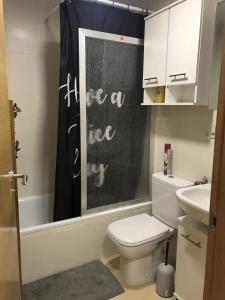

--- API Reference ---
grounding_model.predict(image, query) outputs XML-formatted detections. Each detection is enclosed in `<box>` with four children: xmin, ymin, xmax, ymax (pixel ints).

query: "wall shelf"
<box><xmin>142</xmin><ymin>84</ymin><xmax>197</xmax><ymax>106</ymax></box>
<box><xmin>141</xmin><ymin>103</ymin><xmax>194</xmax><ymax>106</ymax></box>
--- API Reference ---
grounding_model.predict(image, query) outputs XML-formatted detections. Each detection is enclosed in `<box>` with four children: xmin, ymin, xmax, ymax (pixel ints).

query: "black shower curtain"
<box><xmin>54</xmin><ymin>0</ymin><xmax>145</xmax><ymax>221</ymax></box>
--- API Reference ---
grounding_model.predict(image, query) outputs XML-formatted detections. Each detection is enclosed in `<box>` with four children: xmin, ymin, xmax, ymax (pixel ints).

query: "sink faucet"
<box><xmin>194</xmin><ymin>176</ymin><xmax>208</xmax><ymax>186</ymax></box>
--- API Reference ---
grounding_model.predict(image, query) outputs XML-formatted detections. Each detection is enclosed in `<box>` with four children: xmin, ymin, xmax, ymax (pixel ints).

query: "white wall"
<box><xmin>153</xmin><ymin>106</ymin><xmax>216</xmax><ymax>182</ymax></box>
<box><xmin>4</xmin><ymin>0</ymin><xmax>60</xmax><ymax>197</ymax></box>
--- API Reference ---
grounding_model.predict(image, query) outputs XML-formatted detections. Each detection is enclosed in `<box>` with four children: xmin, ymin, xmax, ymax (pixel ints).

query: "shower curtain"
<box><xmin>54</xmin><ymin>0</ymin><xmax>145</xmax><ymax>221</ymax></box>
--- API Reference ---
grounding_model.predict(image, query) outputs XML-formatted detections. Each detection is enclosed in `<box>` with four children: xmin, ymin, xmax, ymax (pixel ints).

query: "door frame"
<box><xmin>9</xmin><ymin>100</ymin><xmax>23</xmax><ymax>297</ymax></box>
<box><xmin>204</xmin><ymin>25</ymin><xmax>225</xmax><ymax>300</ymax></box>
<box><xmin>0</xmin><ymin>0</ymin><xmax>22</xmax><ymax>298</ymax></box>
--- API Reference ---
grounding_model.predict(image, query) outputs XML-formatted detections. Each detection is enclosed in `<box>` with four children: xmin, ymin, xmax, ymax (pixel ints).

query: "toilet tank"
<box><xmin>152</xmin><ymin>173</ymin><xmax>193</xmax><ymax>229</ymax></box>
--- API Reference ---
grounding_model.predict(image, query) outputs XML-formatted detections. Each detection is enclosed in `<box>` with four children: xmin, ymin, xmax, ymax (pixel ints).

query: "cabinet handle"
<box><xmin>144</xmin><ymin>77</ymin><xmax>158</xmax><ymax>85</ymax></box>
<box><xmin>169</xmin><ymin>73</ymin><xmax>188</xmax><ymax>82</ymax></box>
<box><xmin>181</xmin><ymin>234</ymin><xmax>201</xmax><ymax>248</ymax></box>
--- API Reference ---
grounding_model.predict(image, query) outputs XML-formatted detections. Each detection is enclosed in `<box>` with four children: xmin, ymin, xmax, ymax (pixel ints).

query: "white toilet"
<box><xmin>107</xmin><ymin>173</ymin><xmax>192</xmax><ymax>286</ymax></box>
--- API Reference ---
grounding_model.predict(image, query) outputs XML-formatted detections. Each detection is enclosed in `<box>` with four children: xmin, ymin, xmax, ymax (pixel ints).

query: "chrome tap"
<box><xmin>194</xmin><ymin>176</ymin><xmax>208</xmax><ymax>186</ymax></box>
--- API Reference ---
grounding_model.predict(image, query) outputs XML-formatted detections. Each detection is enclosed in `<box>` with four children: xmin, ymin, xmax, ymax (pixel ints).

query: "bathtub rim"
<box><xmin>19</xmin><ymin>193</ymin><xmax>53</xmax><ymax>203</ymax></box>
<box><xmin>20</xmin><ymin>201</ymin><xmax>151</xmax><ymax>235</ymax></box>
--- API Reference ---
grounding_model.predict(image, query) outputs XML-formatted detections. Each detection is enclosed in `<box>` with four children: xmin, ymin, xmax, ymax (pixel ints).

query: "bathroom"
<box><xmin>0</xmin><ymin>0</ymin><xmax>224</xmax><ymax>299</ymax></box>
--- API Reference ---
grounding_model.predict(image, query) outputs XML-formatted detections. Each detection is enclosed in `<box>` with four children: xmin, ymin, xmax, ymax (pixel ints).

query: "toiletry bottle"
<box><xmin>167</xmin><ymin>149</ymin><xmax>173</xmax><ymax>176</ymax></box>
<box><xmin>154</xmin><ymin>87</ymin><xmax>165</xmax><ymax>103</ymax></box>
<box><xmin>164</xmin><ymin>144</ymin><xmax>171</xmax><ymax>175</ymax></box>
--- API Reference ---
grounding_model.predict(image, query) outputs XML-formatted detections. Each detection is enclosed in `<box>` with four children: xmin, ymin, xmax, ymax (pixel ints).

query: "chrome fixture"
<box><xmin>144</xmin><ymin>77</ymin><xmax>158</xmax><ymax>85</ymax></box>
<box><xmin>181</xmin><ymin>234</ymin><xmax>201</xmax><ymax>248</ymax></box>
<box><xmin>45</xmin><ymin>0</ymin><xmax>152</xmax><ymax>22</ymax></box>
<box><xmin>169</xmin><ymin>73</ymin><xmax>188</xmax><ymax>82</ymax></box>
<box><xmin>0</xmin><ymin>171</ymin><xmax>28</xmax><ymax>191</ymax></box>
<box><xmin>194</xmin><ymin>176</ymin><xmax>209</xmax><ymax>186</ymax></box>
<box><xmin>7</xmin><ymin>171</ymin><xmax>28</xmax><ymax>186</ymax></box>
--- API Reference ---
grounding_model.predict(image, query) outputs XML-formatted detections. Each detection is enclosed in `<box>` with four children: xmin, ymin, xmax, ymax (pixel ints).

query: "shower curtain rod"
<box><xmin>46</xmin><ymin>0</ymin><xmax>153</xmax><ymax>22</ymax></box>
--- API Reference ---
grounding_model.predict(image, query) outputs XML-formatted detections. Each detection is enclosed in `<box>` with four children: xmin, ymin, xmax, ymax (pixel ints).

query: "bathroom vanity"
<box><xmin>175</xmin><ymin>184</ymin><xmax>211</xmax><ymax>300</ymax></box>
<box><xmin>174</xmin><ymin>216</ymin><xmax>208</xmax><ymax>300</ymax></box>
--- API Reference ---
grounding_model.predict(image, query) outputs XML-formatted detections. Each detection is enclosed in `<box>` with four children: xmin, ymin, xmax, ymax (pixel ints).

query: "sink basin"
<box><xmin>176</xmin><ymin>184</ymin><xmax>211</xmax><ymax>225</ymax></box>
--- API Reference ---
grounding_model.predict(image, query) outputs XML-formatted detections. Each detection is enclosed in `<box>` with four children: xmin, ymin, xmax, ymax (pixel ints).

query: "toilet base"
<box><xmin>119</xmin><ymin>244</ymin><xmax>163</xmax><ymax>286</ymax></box>
<box><xmin>120</xmin><ymin>254</ymin><xmax>154</xmax><ymax>286</ymax></box>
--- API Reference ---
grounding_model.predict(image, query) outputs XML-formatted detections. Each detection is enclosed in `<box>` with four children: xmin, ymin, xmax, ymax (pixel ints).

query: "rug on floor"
<box><xmin>23</xmin><ymin>260</ymin><xmax>125</xmax><ymax>300</ymax></box>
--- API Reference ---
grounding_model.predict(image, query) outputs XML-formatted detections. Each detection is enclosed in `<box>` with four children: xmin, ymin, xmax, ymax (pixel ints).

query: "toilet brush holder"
<box><xmin>156</xmin><ymin>241</ymin><xmax>175</xmax><ymax>298</ymax></box>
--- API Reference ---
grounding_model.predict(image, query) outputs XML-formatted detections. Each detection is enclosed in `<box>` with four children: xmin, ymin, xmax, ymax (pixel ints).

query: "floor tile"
<box><xmin>102</xmin><ymin>256</ymin><xmax>176</xmax><ymax>300</ymax></box>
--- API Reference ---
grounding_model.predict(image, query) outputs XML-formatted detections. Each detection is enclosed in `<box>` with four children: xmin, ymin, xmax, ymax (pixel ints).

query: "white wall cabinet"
<box><xmin>143</xmin><ymin>10</ymin><xmax>169</xmax><ymax>88</ymax></box>
<box><xmin>166</xmin><ymin>0</ymin><xmax>202</xmax><ymax>86</ymax></box>
<box><xmin>142</xmin><ymin>0</ymin><xmax>219</xmax><ymax>108</ymax></box>
<box><xmin>174</xmin><ymin>216</ymin><xmax>208</xmax><ymax>300</ymax></box>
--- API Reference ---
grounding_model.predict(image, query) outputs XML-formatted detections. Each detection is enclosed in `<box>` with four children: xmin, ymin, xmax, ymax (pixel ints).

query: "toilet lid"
<box><xmin>107</xmin><ymin>214</ymin><xmax>171</xmax><ymax>247</ymax></box>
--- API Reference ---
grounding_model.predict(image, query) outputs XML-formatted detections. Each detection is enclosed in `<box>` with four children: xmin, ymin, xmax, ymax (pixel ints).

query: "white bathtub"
<box><xmin>19</xmin><ymin>194</ymin><xmax>54</xmax><ymax>229</ymax></box>
<box><xmin>19</xmin><ymin>195</ymin><xmax>151</xmax><ymax>284</ymax></box>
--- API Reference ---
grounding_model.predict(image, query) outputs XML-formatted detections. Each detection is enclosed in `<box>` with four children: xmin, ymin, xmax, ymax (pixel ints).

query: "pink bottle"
<box><xmin>164</xmin><ymin>144</ymin><xmax>171</xmax><ymax>175</ymax></box>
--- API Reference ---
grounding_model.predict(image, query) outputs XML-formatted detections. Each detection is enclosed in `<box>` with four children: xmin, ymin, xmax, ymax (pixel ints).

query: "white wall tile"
<box><xmin>153</xmin><ymin>106</ymin><xmax>215</xmax><ymax>182</ymax></box>
<box><xmin>4</xmin><ymin>0</ymin><xmax>60</xmax><ymax>197</ymax></box>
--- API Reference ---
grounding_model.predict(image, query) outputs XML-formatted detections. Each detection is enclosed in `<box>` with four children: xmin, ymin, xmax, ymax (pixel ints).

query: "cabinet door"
<box><xmin>166</xmin><ymin>0</ymin><xmax>202</xmax><ymax>86</ymax></box>
<box><xmin>143</xmin><ymin>10</ymin><xmax>169</xmax><ymax>88</ymax></box>
<box><xmin>175</xmin><ymin>221</ymin><xmax>207</xmax><ymax>300</ymax></box>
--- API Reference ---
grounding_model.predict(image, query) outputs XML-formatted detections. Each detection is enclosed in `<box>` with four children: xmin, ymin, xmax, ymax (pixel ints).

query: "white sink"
<box><xmin>176</xmin><ymin>184</ymin><xmax>211</xmax><ymax>225</ymax></box>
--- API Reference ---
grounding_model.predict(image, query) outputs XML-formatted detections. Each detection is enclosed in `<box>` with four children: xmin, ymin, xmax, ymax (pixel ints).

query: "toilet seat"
<box><xmin>107</xmin><ymin>214</ymin><xmax>171</xmax><ymax>247</ymax></box>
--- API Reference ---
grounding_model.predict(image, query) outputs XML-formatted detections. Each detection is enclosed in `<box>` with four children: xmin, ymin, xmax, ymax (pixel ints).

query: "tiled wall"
<box><xmin>4</xmin><ymin>0</ymin><xmax>60</xmax><ymax>197</ymax></box>
<box><xmin>153</xmin><ymin>106</ymin><xmax>216</xmax><ymax>182</ymax></box>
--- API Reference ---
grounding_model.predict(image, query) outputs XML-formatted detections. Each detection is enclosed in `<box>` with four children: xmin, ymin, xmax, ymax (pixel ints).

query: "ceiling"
<box><xmin>48</xmin><ymin>0</ymin><xmax>176</xmax><ymax>13</ymax></box>
<box><xmin>113</xmin><ymin>0</ymin><xmax>176</xmax><ymax>10</ymax></box>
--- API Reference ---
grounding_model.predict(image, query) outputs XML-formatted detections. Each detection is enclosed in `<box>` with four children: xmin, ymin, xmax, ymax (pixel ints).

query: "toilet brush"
<box><xmin>156</xmin><ymin>240</ymin><xmax>175</xmax><ymax>298</ymax></box>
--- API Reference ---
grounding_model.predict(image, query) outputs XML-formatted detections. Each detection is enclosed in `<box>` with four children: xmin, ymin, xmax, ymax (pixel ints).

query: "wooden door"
<box><xmin>204</xmin><ymin>25</ymin><xmax>225</xmax><ymax>300</ymax></box>
<box><xmin>0</xmin><ymin>0</ymin><xmax>22</xmax><ymax>299</ymax></box>
<box><xmin>143</xmin><ymin>10</ymin><xmax>169</xmax><ymax>88</ymax></box>
<box><xmin>166</xmin><ymin>0</ymin><xmax>202</xmax><ymax>86</ymax></box>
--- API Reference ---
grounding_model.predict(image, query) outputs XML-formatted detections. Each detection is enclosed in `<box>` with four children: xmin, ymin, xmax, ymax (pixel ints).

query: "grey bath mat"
<box><xmin>23</xmin><ymin>260</ymin><xmax>124</xmax><ymax>300</ymax></box>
